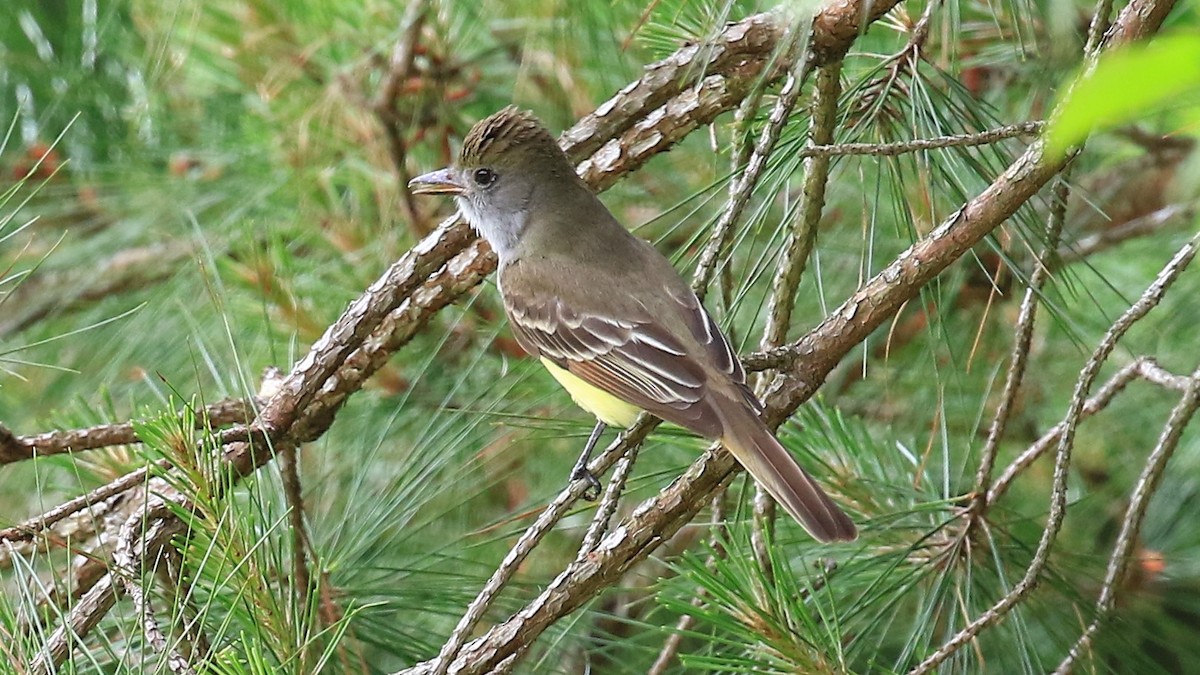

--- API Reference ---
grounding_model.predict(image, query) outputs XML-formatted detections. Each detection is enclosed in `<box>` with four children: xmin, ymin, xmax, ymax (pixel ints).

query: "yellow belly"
<box><xmin>540</xmin><ymin>357</ymin><xmax>641</xmax><ymax>428</ymax></box>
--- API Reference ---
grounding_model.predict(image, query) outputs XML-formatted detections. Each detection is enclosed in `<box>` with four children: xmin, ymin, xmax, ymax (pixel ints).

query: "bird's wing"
<box><xmin>666</xmin><ymin>286</ymin><xmax>763</xmax><ymax>414</ymax></box>
<box><xmin>505</xmin><ymin>290</ymin><xmax>729</xmax><ymax>436</ymax></box>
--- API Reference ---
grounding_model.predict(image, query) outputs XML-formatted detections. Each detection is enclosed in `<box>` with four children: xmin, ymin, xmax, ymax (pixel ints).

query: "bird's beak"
<box><xmin>408</xmin><ymin>168</ymin><xmax>465</xmax><ymax>195</ymax></box>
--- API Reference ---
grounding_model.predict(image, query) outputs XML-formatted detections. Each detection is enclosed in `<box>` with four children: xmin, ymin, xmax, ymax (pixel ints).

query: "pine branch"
<box><xmin>970</xmin><ymin>175</ymin><xmax>1071</xmax><ymax>516</ymax></box>
<box><xmin>752</xmin><ymin>57</ymin><xmax>844</xmax><ymax>583</ymax></box>
<box><xmin>912</xmin><ymin>235</ymin><xmax>1198</xmax><ymax>674</ymax></box>
<box><xmin>0</xmin><ymin>397</ymin><xmax>256</xmax><ymax>466</ymax></box>
<box><xmin>988</xmin><ymin>357</ymin><xmax>1196</xmax><ymax>504</ymax></box>
<box><xmin>1054</xmin><ymin>362</ymin><xmax>1200</xmax><ymax>673</ymax></box>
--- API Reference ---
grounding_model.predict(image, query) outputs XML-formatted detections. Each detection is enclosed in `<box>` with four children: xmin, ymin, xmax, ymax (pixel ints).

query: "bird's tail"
<box><xmin>720</xmin><ymin>406</ymin><xmax>857</xmax><ymax>543</ymax></box>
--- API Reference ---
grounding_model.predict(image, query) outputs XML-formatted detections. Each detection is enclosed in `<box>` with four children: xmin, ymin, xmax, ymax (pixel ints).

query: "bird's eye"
<box><xmin>472</xmin><ymin>168</ymin><xmax>498</xmax><ymax>187</ymax></box>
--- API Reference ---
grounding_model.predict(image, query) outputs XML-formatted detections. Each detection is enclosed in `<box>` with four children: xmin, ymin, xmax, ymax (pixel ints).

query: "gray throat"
<box><xmin>455</xmin><ymin>196</ymin><xmax>527</xmax><ymax>260</ymax></box>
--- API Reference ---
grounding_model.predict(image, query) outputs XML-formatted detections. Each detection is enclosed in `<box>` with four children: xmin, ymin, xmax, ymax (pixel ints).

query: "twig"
<box><xmin>577</xmin><ymin>443</ymin><xmax>641</xmax><ymax>557</ymax></box>
<box><xmin>112</xmin><ymin>502</ymin><xmax>196</xmax><ymax>675</ymax></box>
<box><xmin>1054</xmin><ymin>363</ymin><xmax>1200</xmax><ymax>673</ymax></box>
<box><xmin>371</xmin><ymin>0</ymin><xmax>428</xmax><ymax>115</ymax></box>
<box><xmin>716</xmin><ymin>84</ymin><xmax>765</xmax><ymax>314</ymax></box>
<box><xmin>0</xmin><ymin>465</ymin><xmax>157</xmax><ymax>547</ymax></box>
<box><xmin>425</xmin><ymin>420</ymin><xmax>658</xmax><ymax>675</ymax></box>
<box><xmin>30</xmin><ymin>573</ymin><xmax>119</xmax><ymax>671</ymax></box>
<box><xmin>0</xmin><ymin>397</ymin><xmax>256</xmax><ymax>465</ymax></box>
<box><xmin>41</xmin><ymin>555</ymin><xmax>109</xmax><ymax>623</ymax></box>
<box><xmin>988</xmin><ymin>357</ymin><xmax>1192</xmax><ymax>504</ymax></box>
<box><xmin>372</xmin><ymin>0</ymin><xmax>430</xmax><ymax>235</ymax></box>
<box><xmin>752</xmin><ymin>57</ymin><xmax>844</xmax><ymax>581</ymax></box>
<box><xmin>279</xmin><ymin>444</ymin><xmax>313</xmax><ymax>607</ymax></box>
<box><xmin>760</xmin><ymin>60</ymin><xmax>842</xmax><ymax>348</ymax></box>
<box><xmin>904</xmin><ymin>0</ymin><xmax>940</xmax><ymax>56</ymax></box>
<box><xmin>693</xmin><ymin>21</ymin><xmax>812</xmax><ymax>297</ymax></box>
<box><xmin>1084</xmin><ymin>0</ymin><xmax>1117</xmax><ymax>55</ymax></box>
<box><xmin>559</xmin><ymin>12</ymin><xmax>792</xmax><ymax>160</ymax></box>
<box><xmin>1057</xmin><ymin>203</ymin><xmax>1193</xmax><ymax>264</ymax></box>
<box><xmin>798</xmin><ymin>122</ymin><xmax>1043</xmax><ymax>158</ymax></box>
<box><xmin>647</xmin><ymin>493</ymin><xmax>727</xmax><ymax>675</ymax></box>
<box><xmin>154</xmin><ymin>542</ymin><xmax>213</xmax><ymax>667</ymax></box>
<box><xmin>693</xmin><ymin>19</ymin><xmax>801</xmax><ymax>302</ymax></box>
<box><xmin>970</xmin><ymin>175</ymin><xmax>1070</xmax><ymax>515</ymax></box>
<box><xmin>910</xmin><ymin>233</ymin><xmax>1198</xmax><ymax>674</ymax></box>
<box><xmin>30</xmin><ymin>490</ymin><xmax>188</xmax><ymax>673</ymax></box>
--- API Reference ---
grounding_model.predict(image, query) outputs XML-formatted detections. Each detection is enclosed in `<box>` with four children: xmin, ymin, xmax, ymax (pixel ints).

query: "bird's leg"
<box><xmin>570</xmin><ymin>421</ymin><xmax>606</xmax><ymax>501</ymax></box>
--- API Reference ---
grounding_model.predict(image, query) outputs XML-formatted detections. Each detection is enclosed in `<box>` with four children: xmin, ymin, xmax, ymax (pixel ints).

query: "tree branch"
<box><xmin>0</xmin><ymin>397</ymin><xmax>256</xmax><ymax>466</ymax></box>
<box><xmin>1054</xmin><ymin>363</ymin><xmax>1200</xmax><ymax>673</ymax></box>
<box><xmin>911</xmin><ymin>234</ymin><xmax>1197</xmax><ymax>674</ymax></box>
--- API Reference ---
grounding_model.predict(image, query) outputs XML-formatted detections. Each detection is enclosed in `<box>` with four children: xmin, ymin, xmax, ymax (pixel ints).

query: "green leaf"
<box><xmin>1048</xmin><ymin>34</ymin><xmax>1200</xmax><ymax>155</ymax></box>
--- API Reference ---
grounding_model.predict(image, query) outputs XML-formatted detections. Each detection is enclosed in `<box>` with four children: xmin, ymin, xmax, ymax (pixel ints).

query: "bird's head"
<box><xmin>410</xmin><ymin>107</ymin><xmax>574</xmax><ymax>257</ymax></box>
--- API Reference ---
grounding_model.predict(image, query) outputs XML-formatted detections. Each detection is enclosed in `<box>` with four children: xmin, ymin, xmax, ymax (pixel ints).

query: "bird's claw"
<box><xmin>572</xmin><ymin>467</ymin><xmax>603</xmax><ymax>501</ymax></box>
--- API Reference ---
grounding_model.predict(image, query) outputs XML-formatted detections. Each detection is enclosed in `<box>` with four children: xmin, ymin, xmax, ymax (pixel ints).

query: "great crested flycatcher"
<box><xmin>410</xmin><ymin>106</ymin><xmax>856</xmax><ymax>542</ymax></box>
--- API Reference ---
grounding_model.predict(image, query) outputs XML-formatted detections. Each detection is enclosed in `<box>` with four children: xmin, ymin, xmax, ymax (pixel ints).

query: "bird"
<box><xmin>409</xmin><ymin>106</ymin><xmax>856</xmax><ymax>542</ymax></box>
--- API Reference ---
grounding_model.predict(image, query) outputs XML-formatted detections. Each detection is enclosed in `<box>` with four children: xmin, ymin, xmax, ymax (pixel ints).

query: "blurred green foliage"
<box><xmin>1048</xmin><ymin>33</ymin><xmax>1200</xmax><ymax>156</ymax></box>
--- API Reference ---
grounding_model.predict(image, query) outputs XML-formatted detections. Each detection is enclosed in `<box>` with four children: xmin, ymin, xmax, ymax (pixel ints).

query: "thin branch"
<box><xmin>425</xmin><ymin>419</ymin><xmax>658</xmax><ymax>675</ymax></box>
<box><xmin>112</xmin><ymin>503</ymin><xmax>195</xmax><ymax>675</ymax></box>
<box><xmin>372</xmin><ymin>0</ymin><xmax>430</xmax><ymax>236</ymax></box>
<box><xmin>1055</xmin><ymin>363</ymin><xmax>1200</xmax><ymax>673</ymax></box>
<box><xmin>30</xmin><ymin>572</ymin><xmax>119</xmax><ymax>672</ymax></box>
<box><xmin>154</xmin><ymin>542</ymin><xmax>213</xmax><ymax>667</ymax></box>
<box><xmin>693</xmin><ymin>21</ymin><xmax>811</xmax><ymax>297</ymax></box>
<box><xmin>371</xmin><ymin>0</ymin><xmax>428</xmax><ymax>114</ymax></box>
<box><xmin>0</xmin><ymin>465</ymin><xmax>157</xmax><ymax>548</ymax></box>
<box><xmin>971</xmin><ymin>175</ymin><xmax>1070</xmax><ymax>515</ymax></box>
<box><xmin>904</xmin><ymin>0</ymin><xmax>940</xmax><ymax>56</ymax></box>
<box><xmin>31</xmin><ymin>492</ymin><xmax>187</xmax><ymax>673</ymax></box>
<box><xmin>761</xmin><ymin>60</ymin><xmax>843</xmax><ymax>347</ymax></box>
<box><xmin>693</xmin><ymin>21</ymin><xmax>804</xmax><ymax>301</ymax></box>
<box><xmin>1084</xmin><ymin>0</ymin><xmax>1117</xmax><ymax>55</ymax></box>
<box><xmin>1057</xmin><ymin>202</ymin><xmax>1193</xmax><ymax>264</ymax></box>
<box><xmin>752</xmin><ymin>57</ymin><xmax>844</xmax><ymax>580</ymax></box>
<box><xmin>988</xmin><ymin>357</ymin><xmax>1193</xmax><ymax>504</ymax></box>
<box><xmin>0</xmin><ymin>397</ymin><xmax>256</xmax><ymax>465</ymax></box>
<box><xmin>911</xmin><ymin>234</ymin><xmax>1197</xmax><ymax>674</ymax></box>
<box><xmin>280</xmin><ymin>444</ymin><xmax>313</xmax><ymax>605</ymax></box>
<box><xmin>647</xmin><ymin>492</ymin><xmax>727</xmax><ymax>675</ymax></box>
<box><xmin>799</xmin><ymin>122</ymin><xmax>1042</xmax><ymax>158</ymax></box>
<box><xmin>41</xmin><ymin>554</ymin><xmax>109</xmax><ymax>622</ymax></box>
<box><xmin>577</xmin><ymin>443</ymin><xmax>641</xmax><ymax>557</ymax></box>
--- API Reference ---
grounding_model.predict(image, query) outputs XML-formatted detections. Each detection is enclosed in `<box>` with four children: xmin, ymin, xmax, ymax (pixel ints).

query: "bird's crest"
<box><xmin>459</xmin><ymin>106</ymin><xmax>562</xmax><ymax>167</ymax></box>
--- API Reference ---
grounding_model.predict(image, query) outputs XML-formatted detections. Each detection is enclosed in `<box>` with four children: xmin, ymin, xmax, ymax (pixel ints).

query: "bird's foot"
<box><xmin>571</xmin><ymin>466</ymin><xmax>603</xmax><ymax>501</ymax></box>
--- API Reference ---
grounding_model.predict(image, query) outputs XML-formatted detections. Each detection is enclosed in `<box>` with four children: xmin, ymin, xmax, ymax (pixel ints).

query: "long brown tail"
<box><xmin>720</xmin><ymin>407</ymin><xmax>857</xmax><ymax>542</ymax></box>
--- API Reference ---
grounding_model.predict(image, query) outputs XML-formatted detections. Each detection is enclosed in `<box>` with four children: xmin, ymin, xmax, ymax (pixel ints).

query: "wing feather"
<box><xmin>505</xmin><ymin>292</ymin><xmax>722</xmax><ymax>435</ymax></box>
